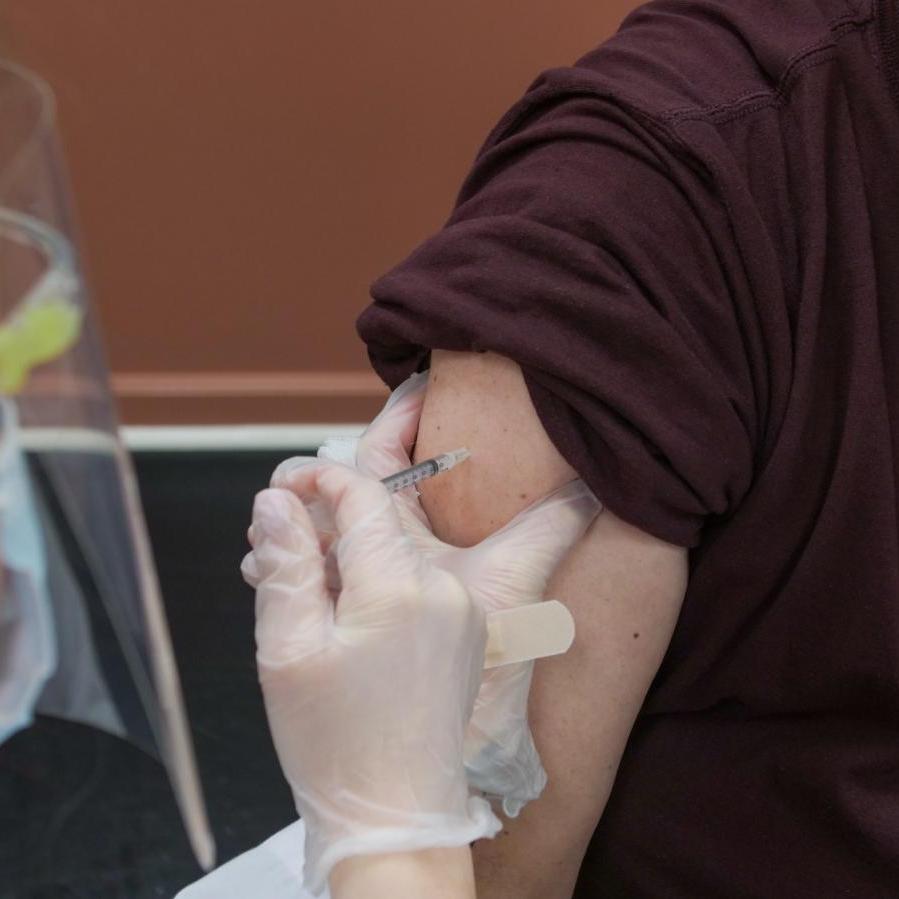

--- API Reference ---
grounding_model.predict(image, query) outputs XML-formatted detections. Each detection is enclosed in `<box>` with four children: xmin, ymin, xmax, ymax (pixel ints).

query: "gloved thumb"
<box><xmin>356</xmin><ymin>370</ymin><xmax>428</xmax><ymax>480</ymax></box>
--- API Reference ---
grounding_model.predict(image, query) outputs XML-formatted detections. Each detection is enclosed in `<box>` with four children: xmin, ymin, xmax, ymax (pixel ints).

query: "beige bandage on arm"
<box><xmin>484</xmin><ymin>601</ymin><xmax>574</xmax><ymax>669</ymax></box>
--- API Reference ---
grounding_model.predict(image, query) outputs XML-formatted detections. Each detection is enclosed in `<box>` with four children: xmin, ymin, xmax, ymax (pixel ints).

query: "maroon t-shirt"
<box><xmin>356</xmin><ymin>0</ymin><xmax>899</xmax><ymax>894</ymax></box>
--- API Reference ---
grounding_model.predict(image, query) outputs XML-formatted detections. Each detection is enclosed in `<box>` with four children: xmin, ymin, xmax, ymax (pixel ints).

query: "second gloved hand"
<box><xmin>267</xmin><ymin>372</ymin><xmax>602</xmax><ymax>818</ymax></box>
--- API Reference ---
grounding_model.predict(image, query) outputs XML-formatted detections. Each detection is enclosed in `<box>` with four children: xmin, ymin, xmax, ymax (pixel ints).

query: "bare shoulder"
<box><xmin>413</xmin><ymin>349</ymin><xmax>578</xmax><ymax>546</ymax></box>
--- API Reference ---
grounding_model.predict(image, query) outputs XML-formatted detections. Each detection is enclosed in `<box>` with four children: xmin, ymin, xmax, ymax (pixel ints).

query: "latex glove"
<box><xmin>242</xmin><ymin>462</ymin><xmax>500</xmax><ymax>896</ymax></box>
<box><xmin>261</xmin><ymin>373</ymin><xmax>432</xmax><ymax>597</ymax></box>
<box><xmin>267</xmin><ymin>372</ymin><xmax>602</xmax><ymax>817</ymax></box>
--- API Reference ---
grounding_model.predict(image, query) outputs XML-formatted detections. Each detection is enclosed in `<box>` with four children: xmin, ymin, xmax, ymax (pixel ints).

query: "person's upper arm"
<box><xmin>357</xmin><ymin>71</ymin><xmax>762</xmax><ymax>897</ymax></box>
<box><xmin>414</xmin><ymin>349</ymin><xmax>688</xmax><ymax>899</ymax></box>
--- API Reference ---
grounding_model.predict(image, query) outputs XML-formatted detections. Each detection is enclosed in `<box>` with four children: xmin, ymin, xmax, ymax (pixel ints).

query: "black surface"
<box><xmin>0</xmin><ymin>451</ymin><xmax>305</xmax><ymax>899</ymax></box>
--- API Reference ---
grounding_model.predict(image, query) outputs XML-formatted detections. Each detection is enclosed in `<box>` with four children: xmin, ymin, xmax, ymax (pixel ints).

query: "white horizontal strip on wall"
<box><xmin>122</xmin><ymin>424</ymin><xmax>367</xmax><ymax>451</ymax></box>
<box><xmin>21</xmin><ymin>427</ymin><xmax>120</xmax><ymax>454</ymax></box>
<box><xmin>111</xmin><ymin>370</ymin><xmax>390</xmax><ymax>398</ymax></box>
<box><xmin>20</xmin><ymin>425</ymin><xmax>366</xmax><ymax>453</ymax></box>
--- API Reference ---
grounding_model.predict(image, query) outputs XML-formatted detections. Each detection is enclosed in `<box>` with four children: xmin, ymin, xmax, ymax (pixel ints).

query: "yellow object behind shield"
<box><xmin>0</xmin><ymin>295</ymin><xmax>82</xmax><ymax>394</ymax></box>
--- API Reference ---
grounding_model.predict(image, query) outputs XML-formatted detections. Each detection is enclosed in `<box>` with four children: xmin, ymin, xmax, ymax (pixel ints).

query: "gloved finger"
<box><xmin>316</xmin><ymin>434</ymin><xmax>359</xmax><ymax>466</ymax></box>
<box><xmin>356</xmin><ymin>370</ymin><xmax>428</xmax><ymax>479</ymax></box>
<box><xmin>460</xmin><ymin>480</ymin><xmax>601</xmax><ymax>605</ymax></box>
<box><xmin>277</xmin><ymin>478</ymin><xmax>339</xmax><ymax>550</ymax></box>
<box><xmin>251</xmin><ymin>488</ymin><xmax>332</xmax><ymax>668</ymax></box>
<box><xmin>269</xmin><ymin>454</ymin><xmax>321</xmax><ymax>489</ymax></box>
<box><xmin>252</xmin><ymin>535</ymin><xmax>341</xmax><ymax>598</ymax></box>
<box><xmin>284</xmin><ymin>462</ymin><xmax>420</xmax><ymax>609</ymax></box>
<box><xmin>240</xmin><ymin>550</ymin><xmax>260</xmax><ymax>588</ymax></box>
<box><xmin>253</xmin><ymin>513</ymin><xmax>337</xmax><ymax>566</ymax></box>
<box><xmin>275</xmin><ymin>463</ymin><xmax>366</xmax><ymax>599</ymax></box>
<box><xmin>489</xmin><ymin>478</ymin><xmax>599</xmax><ymax>550</ymax></box>
<box><xmin>269</xmin><ymin>450</ymin><xmax>359</xmax><ymax>581</ymax></box>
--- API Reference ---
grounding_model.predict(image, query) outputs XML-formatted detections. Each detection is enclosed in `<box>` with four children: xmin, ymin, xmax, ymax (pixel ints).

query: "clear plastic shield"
<box><xmin>0</xmin><ymin>60</ymin><xmax>214</xmax><ymax>869</ymax></box>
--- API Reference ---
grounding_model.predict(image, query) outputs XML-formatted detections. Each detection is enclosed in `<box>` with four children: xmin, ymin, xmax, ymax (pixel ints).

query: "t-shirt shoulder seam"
<box><xmin>478</xmin><ymin>76</ymin><xmax>690</xmax><ymax>162</ymax></box>
<box><xmin>480</xmin><ymin>5</ymin><xmax>877</xmax><ymax>159</ymax></box>
<box><xmin>661</xmin><ymin>4</ymin><xmax>877</xmax><ymax>127</ymax></box>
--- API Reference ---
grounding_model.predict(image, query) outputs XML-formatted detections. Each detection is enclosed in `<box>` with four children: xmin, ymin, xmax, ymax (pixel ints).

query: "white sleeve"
<box><xmin>174</xmin><ymin>820</ymin><xmax>327</xmax><ymax>899</ymax></box>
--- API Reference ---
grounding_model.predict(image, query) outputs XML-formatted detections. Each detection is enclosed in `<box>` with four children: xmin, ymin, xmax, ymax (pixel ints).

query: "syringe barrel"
<box><xmin>381</xmin><ymin>458</ymin><xmax>439</xmax><ymax>493</ymax></box>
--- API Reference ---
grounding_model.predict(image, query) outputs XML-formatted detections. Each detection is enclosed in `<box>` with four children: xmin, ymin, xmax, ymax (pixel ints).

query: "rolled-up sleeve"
<box><xmin>356</xmin><ymin>74</ymin><xmax>760</xmax><ymax>547</ymax></box>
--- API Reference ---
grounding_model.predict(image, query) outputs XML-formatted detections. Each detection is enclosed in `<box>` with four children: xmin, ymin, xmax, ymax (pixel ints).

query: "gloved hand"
<box><xmin>265</xmin><ymin>371</ymin><xmax>602</xmax><ymax>817</ymax></box>
<box><xmin>243</xmin><ymin>462</ymin><xmax>500</xmax><ymax>896</ymax></box>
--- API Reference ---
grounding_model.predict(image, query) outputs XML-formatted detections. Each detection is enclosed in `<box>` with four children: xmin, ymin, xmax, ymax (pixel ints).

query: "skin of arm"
<box><xmin>330</xmin><ymin>847</ymin><xmax>476</xmax><ymax>899</ymax></box>
<box><xmin>413</xmin><ymin>350</ymin><xmax>689</xmax><ymax>899</ymax></box>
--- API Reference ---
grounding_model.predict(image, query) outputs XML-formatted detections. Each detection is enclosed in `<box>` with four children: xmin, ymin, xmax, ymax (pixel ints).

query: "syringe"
<box><xmin>380</xmin><ymin>447</ymin><xmax>470</xmax><ymax>493</ymax></box>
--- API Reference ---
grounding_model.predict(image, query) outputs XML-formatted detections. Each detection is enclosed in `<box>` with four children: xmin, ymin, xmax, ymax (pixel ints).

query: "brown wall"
<box><xmin>2</xmin><ymin>1</ymin><xmax>636</xmax><ymax>423</ymax></box>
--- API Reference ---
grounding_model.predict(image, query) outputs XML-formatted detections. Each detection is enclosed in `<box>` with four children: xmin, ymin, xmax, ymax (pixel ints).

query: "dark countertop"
<box><xmin>0</xmin><ymin>451</ymin><xmax>303</xmax><ymax>899</ymax></box>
